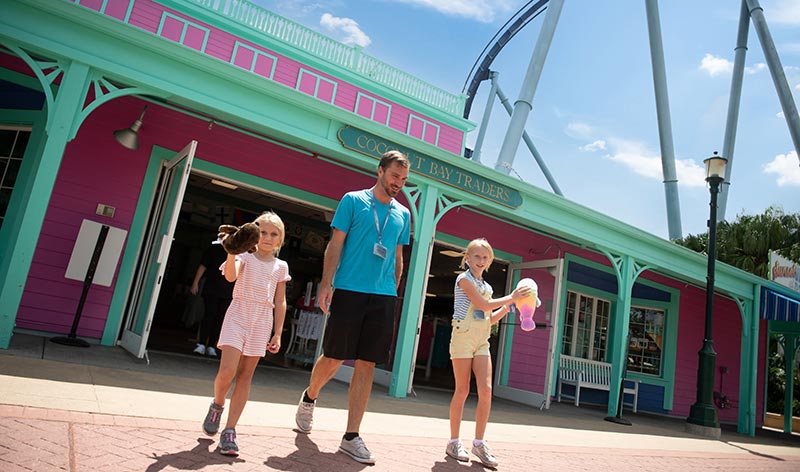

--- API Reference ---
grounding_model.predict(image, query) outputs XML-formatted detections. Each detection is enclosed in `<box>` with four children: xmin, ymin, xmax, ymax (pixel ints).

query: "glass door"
<box><xmin>120</xmin><ymin>141</ymin><xmax>197</xmax><ymax>359</ymax></box>
<box><xmin>494</xmin><ymin>258</ymin><xmax>563</xmax><ymax>409</ymax></box>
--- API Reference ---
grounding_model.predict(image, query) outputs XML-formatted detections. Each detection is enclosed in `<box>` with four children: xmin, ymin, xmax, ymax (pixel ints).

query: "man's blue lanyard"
<box><xmin>371</xmin><ymin>190</ymin><xmax>392</xmax><ymax>244</ymax></box>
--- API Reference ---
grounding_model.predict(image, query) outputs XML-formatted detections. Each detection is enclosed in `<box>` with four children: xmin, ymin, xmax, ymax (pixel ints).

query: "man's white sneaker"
<box><xmin>338</xmin><ymin>436</ymin><xmax>376</xmax><ymax>464</ymax></box>
<box><xmin>294</xmin><ymin>390</ymin><xmax>315</xmax><ymax>433</ymax></box>
<box><xmin>193</xmin><ymin>344</ymin><xmax>206</xmax><ymax>355</ymax></box>
<box><xmin>206</xmin><ymin>346</ymin><xmax>217</xmax><ymax>357</ymax></box>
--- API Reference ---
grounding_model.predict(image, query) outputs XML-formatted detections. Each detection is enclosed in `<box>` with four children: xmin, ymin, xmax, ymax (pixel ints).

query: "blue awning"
<box><xmin>761</xmin><ymin>288</ymin><xmax>800</xmax><ymax>322</ymax></box>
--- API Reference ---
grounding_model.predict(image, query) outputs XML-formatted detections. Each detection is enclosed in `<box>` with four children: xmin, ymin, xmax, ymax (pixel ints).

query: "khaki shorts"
<box><xmin>449</xmin><ymin>315</ymin><xmax>492</xmax><ymax>359</ymax></box>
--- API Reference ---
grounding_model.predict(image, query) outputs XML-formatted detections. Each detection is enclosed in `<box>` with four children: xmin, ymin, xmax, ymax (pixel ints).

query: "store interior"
<box><xmin>144</xmin><ymin>171</ymin><xmax>508</xmax><ymax>390</ymax></box>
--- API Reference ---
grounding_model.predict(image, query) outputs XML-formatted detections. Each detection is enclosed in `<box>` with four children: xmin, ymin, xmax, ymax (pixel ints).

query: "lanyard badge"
<box><xmin>372</xmin><ymin>191</ymin><xmax>392</xmax><ymax>260</ymax></box>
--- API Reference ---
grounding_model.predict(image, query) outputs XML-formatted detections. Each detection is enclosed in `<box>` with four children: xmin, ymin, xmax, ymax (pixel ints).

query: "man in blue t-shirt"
<box><xmin>295</xmin><ymin>150</ymin><xmax>411</xmax><ymax>464</ymax></box>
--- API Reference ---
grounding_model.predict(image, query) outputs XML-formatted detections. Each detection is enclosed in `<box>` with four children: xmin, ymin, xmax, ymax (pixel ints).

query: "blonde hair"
<box><xmin>459</xmin><ymin>238</ymin><xmax>494</xmax><ymax>271</ymax></box>
<box><xmin>255</xmin><ymin>211</ymin><xmax>286</xmax><ymax>256</ymax></box>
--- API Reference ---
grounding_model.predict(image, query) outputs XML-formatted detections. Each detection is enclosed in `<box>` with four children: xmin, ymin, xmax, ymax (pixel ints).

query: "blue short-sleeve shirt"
<box><xmin>331</xmin><ymin>189</ymin><xmax>411</xmax><ymax>296</ymax></box>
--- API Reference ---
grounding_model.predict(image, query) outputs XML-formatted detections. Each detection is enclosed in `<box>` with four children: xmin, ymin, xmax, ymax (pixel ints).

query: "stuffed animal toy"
<box><xmin>217</xmin><ymin>222</ymin><xmax>261</xmax><ymax>255</ymax></box>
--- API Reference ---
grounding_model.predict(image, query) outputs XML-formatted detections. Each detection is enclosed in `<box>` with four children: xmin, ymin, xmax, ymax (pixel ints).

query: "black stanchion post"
<box><xmin>51</xmin><ymin>225</ymin><xmax>110</xmax><ymax>348</ymax></box>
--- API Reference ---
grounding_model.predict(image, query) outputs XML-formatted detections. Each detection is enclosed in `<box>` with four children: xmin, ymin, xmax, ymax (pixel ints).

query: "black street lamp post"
<box><xmin>687</xmin><ymin>152</ymin><xmax>728</xmax><ymax>432</ymax></box>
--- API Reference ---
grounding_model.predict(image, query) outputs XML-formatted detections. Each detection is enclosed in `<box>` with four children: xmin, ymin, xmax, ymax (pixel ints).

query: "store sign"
<box><xmin>770</xmin><ymin>251</ymin><xmax>800</xmax><ymax>292</ymax></box>
<box><xmin>338</xmin><ymin>126</ymin><xmax>522</xmax><ymax>208</ymax></box>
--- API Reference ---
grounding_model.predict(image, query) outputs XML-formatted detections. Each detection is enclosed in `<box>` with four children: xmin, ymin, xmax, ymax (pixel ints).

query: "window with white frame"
<box><xmin>296</xmin><ymin>69</ymin><xmax>337</xmax><ymax>103</ymax></box>
<box><xmin>407</xmin><ymin>114</ymin><xmax>440</xmax><ymax>145</ymax></box>
<box><xmin>0</xmin><ymin>126</ymin><xmax>32</xmax><ymax>230</ymax></box>
<box><xmin>355</xmin><ymin>92</ymin><xmax>391</xmax><ymax>125</ymax></box>
<box><xmin>627</xmin><ymin>306</ymin><xmax>665</xmax><ymax>376</ymax></box>
<box><xmin>561</xmin><ymin>290</ymin><xmax>610</xmax><ymax>361</ymax></box>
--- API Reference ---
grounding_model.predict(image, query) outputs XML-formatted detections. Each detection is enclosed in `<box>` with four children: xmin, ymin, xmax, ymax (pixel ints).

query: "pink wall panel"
<box><xmin>254</xmin><ymin>55</ymin><xmax>274</xmax><ymax>78</ymax></box>
<box><xmin>317</xmin><ymin>80</ymin><xmax>334</xmax><ymax>103</ymax></box>
<box><xmin>298</xmin><ymin>72</ymin><xmax>317</xmax><ymax>95</ymax></box>
<box><xmin>16</xmin><ymin>97</ymin><xmax>371</xmax><ymax>339</ymax></box>
<box><xmin>78</xmin><ymin>0</ymin><xmax>103</xmax><ymax>12</ymax></box>
<box><xmin>159</xmin><ymin>17</ymin><xmax>184</xmax><ymax>43</ymax></box>
<box><xmin>233</xmin><ymin>47</ymin><xmax>254</xmax><ymax>70</ymax></box>
<box><xmin>374</xmin><ymin>103</ymin><xmax>389</xmax><ymax>124</ymax></box>
<box><xmin>105</xmin><ymin>0</ymin><xmax>132</xmax><ymax>22</ymax></box>
<box><xmin>356</xmin><ymin>96</ymin><xmax>373</xmax><ymax>118</ymax></box>
<box><xmin>183</xmin><ymin>25</ymin><xmax>206</xmax><ymax>52</ymax></box>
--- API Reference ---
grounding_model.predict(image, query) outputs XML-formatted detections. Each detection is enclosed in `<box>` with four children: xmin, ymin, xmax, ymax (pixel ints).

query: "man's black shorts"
<box><xmin>322</xmin><ymin>289</ymin><xmax>397</xmax><ymax>364</ymax></box>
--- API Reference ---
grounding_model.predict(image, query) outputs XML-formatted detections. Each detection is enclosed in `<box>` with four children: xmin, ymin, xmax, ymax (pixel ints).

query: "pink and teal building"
<box><xmin>1</xmin><ymin>0</ymin><xmax>799</xmax><ymax>436</ymax></box>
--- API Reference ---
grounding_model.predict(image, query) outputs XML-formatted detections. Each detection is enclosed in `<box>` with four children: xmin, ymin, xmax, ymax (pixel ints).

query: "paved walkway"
<box><xmin>1</xmin><ymin>334</ymin><xmax>799</xmax><ymax>471</ymax></box>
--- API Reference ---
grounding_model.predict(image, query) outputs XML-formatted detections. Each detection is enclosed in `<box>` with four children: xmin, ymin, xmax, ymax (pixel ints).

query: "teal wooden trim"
<box><xmin>70</xmin><ymin>71</ymin><xmax>163</xmax><ymax>140</ymax></box>
<box><xmin>0</xmin><ymin>112</ymin><xmax>45</xmax><ymax>349</ymax></box>
<box><xmin>355</xmin><ymin>92</ymin><xmax>392</xmax><ymax>126</ymax></box>
<box><xmin>0</xmin><ymin>64</ymin><xmax>45</xmax><ymax>92</ymax></box>
<box><xmin>157</xmin><ymin>11</ymin><xmax>210</xmax><ymax>53</ymax></box>
<box><xmin>390</xmin><ymin>184</ymin><xmax>439</xmax><ymax>397</ymax></box>
<box><xmin>3</xmin><ymin>43</ymin><xmax>65</xmax><ymax>133</ymax></box>
<box><xmin>406</xmin><ymin>113</ymin><xmax>441</xmax><ymax>147</ymax></box>
<box><xmin>0</xmin><ymin>61</ymin><xmax>89</xmax><ymax>348</ymax></box>
<box><xmin>561</xmin><ymin>252</ymin><xmax>680</xmax><ymax>410</ymax></box>
<box><xmin>296</xmin><ymin>69</ymin><xmax>338</xmax><ymax>104</ymax></box>
<box><xmin>0</xmin><ymin>110</ymin><xmax>41</xmax><ymax>125</ymax></box>
<box><xmin>101</xmin><ymin>146</ymin><xmax>168</xmax><ymax>344</ymax></box>
<box><xmin>737</xmin><ymin>286</ymin><xmax>759</xmax><ymax>435</ymax></box>
<box><xmin>175</xmin><ymin>0</ymin><xmax>468</xmax><ymax>121</ymax></box>
<box><xmin>231</xmin><ymin>41</ymin><xmax>278</xmax><ymax>79</ymax></box>
<box><xmin>499</xmin><ymin>269</ymin><xmax>522</xmax><ymax>386</ymax></box>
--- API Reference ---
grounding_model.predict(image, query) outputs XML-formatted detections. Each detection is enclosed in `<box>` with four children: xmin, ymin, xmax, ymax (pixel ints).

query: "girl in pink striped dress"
<box><xmin>201</xmin><ymin>211</ymin><xmax>291</xmax><ymax>456</ymax></box>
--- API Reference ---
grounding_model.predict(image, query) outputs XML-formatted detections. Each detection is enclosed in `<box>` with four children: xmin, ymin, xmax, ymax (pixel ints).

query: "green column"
<box><xmin>607</xmin><ymin>254</ymin><xmax>634</xmax><ymax>417</ymax></box>
<box><xmin>389</xmin><ymin>185</ymin><xmax>438</xmax><ymax>398</ymax></box>
<box><xmin>0</xmin><ymin>61</ymin><xmax>90</xmax><ymax>349</ymax></box>
<box><xmin>784</xmin><ymin>334</ymin><xmax>799</xmax><ymax>434</ymax></box>
<box><xmin>737</xmin><ymin>292</ymin><xmax>758</xmax><ymax>436</ymax></box>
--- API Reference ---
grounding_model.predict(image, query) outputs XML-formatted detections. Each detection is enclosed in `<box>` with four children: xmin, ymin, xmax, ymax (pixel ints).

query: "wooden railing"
<box><xmin>189</xmin><ymin>0</ymin><xmax>466</xmax><ymax>115</ymax></box>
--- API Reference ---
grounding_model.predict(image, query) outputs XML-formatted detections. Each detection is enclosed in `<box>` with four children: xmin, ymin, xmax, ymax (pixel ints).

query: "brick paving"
<box><xmin>2</xmin><ymin>404</ymin><xmax>800</xmax><ymax>471</ymax></box>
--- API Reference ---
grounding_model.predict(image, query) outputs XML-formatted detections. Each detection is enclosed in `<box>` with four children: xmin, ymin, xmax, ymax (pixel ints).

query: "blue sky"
<box><xmin>253</xmin><ymin>0</ymin><xmax>800</xmax><ymax>239</ymax></box>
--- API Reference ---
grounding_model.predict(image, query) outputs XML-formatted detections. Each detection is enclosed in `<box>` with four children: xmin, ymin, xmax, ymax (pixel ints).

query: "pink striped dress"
<box><xmin>217</xmin><ymin>253</ymin><xmax>291</xmax><ymax>357</ymax></box>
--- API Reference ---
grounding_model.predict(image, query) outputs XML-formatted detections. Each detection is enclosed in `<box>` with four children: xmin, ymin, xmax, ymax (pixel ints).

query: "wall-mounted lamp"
<box><xmin>114</xmin><ymin>105</ymin><xmax>148</xmax><ymax>150</ymax></box>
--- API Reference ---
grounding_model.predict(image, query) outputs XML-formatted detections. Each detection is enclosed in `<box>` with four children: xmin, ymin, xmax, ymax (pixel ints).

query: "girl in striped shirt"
<box><xmin>446</xmin><ymin>238</ymin><xmax>530</xmax><ymax>468</ymax></box>
<box><xmin>202</xmin><ymin>211</ymin><xmax>291</xmax><ymax>456</ymax></box>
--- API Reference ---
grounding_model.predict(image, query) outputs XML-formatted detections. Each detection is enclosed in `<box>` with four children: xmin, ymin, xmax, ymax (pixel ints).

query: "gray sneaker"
<box><xmin>202</xmin><ymin>402</ymin><xmax>224</xmax><ymax>436</ymax></box>
<box><xmin>472</xmin><ymin>442</ymin><xmax>498</xmax><ymax>468</ymax></box>
<box><xmin>446</xmin><ymin>440</ymin><xmax>469</xmax><ymax>461</ymax></box>
<box><xmin>338</xmin><ymin>436</ymin><xmax>376</xmax><ymax>464</ymax></box>
<box><xmin>219</xmin><ymin>428</ymin><xmax>239</xmax><ymax>456</ymax></box>
<box><xmin>295</xmin><ymin>390</ymin><xmax>315</xmax><ymax>433</ymax></box>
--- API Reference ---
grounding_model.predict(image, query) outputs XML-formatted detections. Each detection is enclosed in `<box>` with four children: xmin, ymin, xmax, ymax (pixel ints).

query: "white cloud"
<box><xmin>795</xmin><ymin>83</ymin><xmax>800</xmax><ymax>92</ymax></box>
<box><xmin>600</xmin><ymin>138</ymin><xmax>706</xmax><ymax>187</ymax></box>
<box><xmin>770</xmin><ymin>0</ymin><xmax>800</xmax><ymax>25</ymax></box>
<box><xmin>390</xmin><ymin>0</ymin><xmax>516</xmax><ymax>23</ymax></box>
<box><xmin>564</xmin><ymin>121</ymin><xmax>597</xmax><ymax>140</ymax></box>
<box><xmin>579</xmin><ymin>140</ymin><xmax>606</xmax><ymax>152</ymax></box>
<box><xmin>320</xmin><ymin>13</ymin><xmax>371</xmax><ymax>47</ymax></box>
<box><xmin>777</xmin><ymin>111</ymin><xmax>785</xmax><ymax>118</ymax></box>
<box><xmin>763</xmin><ymin>150</ymin><xmax>800</xmax><ymax>186</ymax></box>
<box><xmin>700</xmin><ymin>53</ymin><xmax>733</xmax><ymax>76</ymax></box>
<box><xmin>745</xmin><ymin>63</ymin><xmax>767</xmax><ymax>74</ymax></box>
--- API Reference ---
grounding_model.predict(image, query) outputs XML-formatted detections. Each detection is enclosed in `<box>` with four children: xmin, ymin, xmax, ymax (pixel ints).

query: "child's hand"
<box><xmin>512</xmin><ymin>285</ymin><xmax>532</xmax><ymax>300</ymax></box>
<box><xmin>267</xmin><ymin>334</ymin><xmax>281</xmax><ymax>354</ymax></box>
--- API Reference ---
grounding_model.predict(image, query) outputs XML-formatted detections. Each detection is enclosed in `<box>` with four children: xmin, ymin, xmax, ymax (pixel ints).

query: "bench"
<box><xmin>557</xmin><ymin>354</ymin><xmax>639</xmax><ymax>413</ymax></box>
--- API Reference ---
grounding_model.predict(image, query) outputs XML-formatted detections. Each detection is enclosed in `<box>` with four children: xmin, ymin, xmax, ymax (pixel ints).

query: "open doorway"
<box><xmin>144</xmin><ymin>170</ymin><xmax>329</xmax><ymax>368</ymax></box>
<box><xmin>412</xmin><ymin>242</ymin><xmax>509</xmax><ymax>391</ymax></box>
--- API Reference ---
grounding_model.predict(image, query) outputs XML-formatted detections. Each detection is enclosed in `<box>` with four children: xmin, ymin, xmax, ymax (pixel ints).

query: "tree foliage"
<box><xmin>675</xmin><ymin>205</ymin><xmax>800</xmax><ymax>278</ymax></box>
